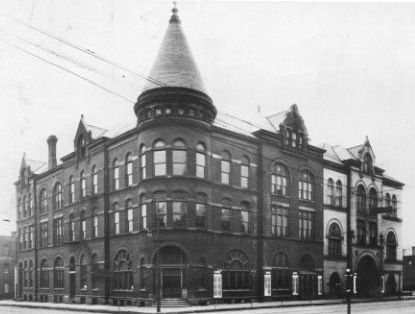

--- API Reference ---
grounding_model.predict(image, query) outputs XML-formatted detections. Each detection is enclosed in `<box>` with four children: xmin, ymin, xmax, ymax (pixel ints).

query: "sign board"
<box><xmin>292</xmin><ymin>272</ymin><xmax>299</xmax><ymax>296</ymax></box>
<box><xmin>381</xmin><ymin>275</ymin><xmax>385</xmax><ymax>294</ymax></box>
<box><xmin>317</xmin><ymin>275</ymin><xmax>322</xmax><ymax>295</ymax></box>
<box><xmin>264</xmin><ymin>271</ymin><xmax>271</xmax><ymax>296</ymax></box>
<box><xmin>353</xmin><ymin>273</ymin><xmax>357</xmax><ymax>294</ymax></box>
<box><xmin>213</xmin><ymin>270</ymin><xmax>222</xmax><ymax>298</ymax></box>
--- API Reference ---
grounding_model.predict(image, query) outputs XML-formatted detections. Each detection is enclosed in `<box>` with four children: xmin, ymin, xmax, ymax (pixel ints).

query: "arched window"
<box><xmin>328</xmin><ymin>223</ymin><xmax>342</xmax><ymax>257</ymax></box>
<box><xmin>53</xmin><ymin>182</ymin><xmax>63</xmax><ymax>210</ymax></box>
<box><xmin>22</xmin><ymin>196</ymin><xmax>27</xmax><ymax>218</ymax></box>
<box><xmin>369</xmin><ymin>188</ymin><xmax>377</xmax><ymax>215</ymax></box>
<box><xmin>221</xmin><ymin>198</ymin><xmax>232</xmax><ymax>231</ymax></box>
<box><xmin>356</xmin><ymin>185</ymin><xmax>366</xmax><ymax>215</ymax></box>
<box><xmin>80</xmin><ymin>171</ymin><xmax>86</xmax><ymax>198</ymax></box>
<box><xmin>69</xmin><ymin>175</ymin><xmax>75</xmax><ymax>203</ymax></box>
<box><xmin>153</xmin><ymin>140</ymin><xmax>166</xmax><ymax>176</ymax></box>
<box><xmin>125</xmin><ymin>199</ymin><xmax>133</xmax><ymax>232</ymax></box>
<box><xmin>92</xmin><ymin>208</ymin><xmax>99</xmax><ymax>238</ymax></box>
<box><xmin>196</xmin><ymin>142</ymin><xmax>206</xmax><ymax>179</ymax></box>
<box><xmin>80</xmin><ymin>255</ymin><xmax>87</xmax><ymax>289</ymax></box>
<box><xmin>69</xmin><ymin>213</ymin><xmax>75</xmax><ymax>241</ymax></box>
<box><xmin>299</xmin><ymin>170</ymin><xmax>313</xmax><ymax>200</ymax></box>
<box><xmin>125</xmin><ymin>153</ymin><xmax>133</xmax><ymax>186</ymax></box>
<box><xmin>172</xmin><ymin>191</ymin><xmax>187</xmax><ymax>226</ymax></box>
<box><xmin>223</xmin><ymin>250</ymin><xmax>250</xmax><ymax>290</ymax></box>
<box><xmin>327</xmin><ymin>178</ymin><xmax>334</xmax><ymax>205</ymax></box>
<box><xmin>392</xmin><ymin>195</ymin><xmax>398</xmax><ymax>218</ymax></box>
<box><xmin>40</xmin><ymin>259</ymin><xmax>49</xmax><ymax>287</ymax></box>
<box><xmin>91</xmin><ymin>254</ymin><xmax>99</xmax><ymax>289</ymax></box>
<box><xmin>240</xmin><ymin>202</ymin><xmax>249</xmax><ymax>233</ymax></box>
<box><xmin>272</xmin><ymin>163</ymin><xmax>289</xmax><ymax>196</ymax></box>
<box><xmin>240</xmin><ymin>156</ymin><xmax>250</xmax><ymax>189</ymax></box>
<box><xmin>54</xmin><ymin>257</ymin><xmax>64</xmax><ymax>288</ymax></box>
<box><xmin>91</xmin><ymin>166</ymin><xmax>98</xmax><ymax>194</ymax></box>
<box><xmin>154</xmin><ymin>191</ymin><xmax>167</xmax><ymax>226</ymax></box>
<box><xmin>80</xmin><ymin>210</ymin><xmax>86</xmax><ymax>240</ymax></box>
<box><xmin>113</xmin><ymin>250</ymin><xmax>133</xmax><ymax>290</ymax></box>
<box><xmin>28</xmin><ymin>193</ymin><xmax>32</xmax><ymax>217</ymax></box>
<box><xmin>23</xmin><ymin>260</ymin><xmax>27</xmax><ymax>287</ymax></box>
<box><xmin>39</xmin><ymin>189</ymin><xmax>47</xmax><ymax>214</ymax></box>
<box><xmin>112</xmin><ymin>159</ymin><xmax>119</xmax><ymax>190</ymax></box>
<box><xmin>221</xmin><ymin>151</ymin><xmax>231</xmax><ymax>185</ymax></box>
<box><xmin>335</xmin><ymin>180</ymin><xmax>342</xmax><ymax>207</ymax></box>
<box><xmin>77</xmin><ymin>135</ymin><xmax>87</xmax><ymax>158</ymax></box>
<box><xmin>386</xmin><ymin>232</ymin><xmax>397</xmax><ymax>262</ymax></box>
<box><xmin>363</xmin><ymin>153</ymin><xmax>373</xmax><ymax>173</ymax></box>
<box><xmin>172</xmin><ymin>139</ymin><xmax>187</xmax><ymax>176</ymax></box>
<box><xmin>384</xmin><ymin>193</ymin><xmax>391</xmax><ymax>210</ymax></box>
<box><xmin>140</xmin><ymin>144</ymin><xmax>147</xmax><ymax>180</ymax></box>
<box><xmin>140</xmin><ymin>194</ymin><xmax>147</xmax><ymax>230</ymax></box>
<box><xmin>272</xmin><ymin>252</ymin><xmax>291</xmax><ymax>293</ymax></box>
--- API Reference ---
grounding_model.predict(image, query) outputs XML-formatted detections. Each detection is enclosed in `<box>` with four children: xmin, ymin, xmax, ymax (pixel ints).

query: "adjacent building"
<box><xmin>321</xmin><ymin>140</ymin><xmax>404</xmax><ymax>297</ymax></box>
<box><xmin>0</xmin><ymin>234</ymin><xmax>16</xmax><ymax>299</ymax></box>
<box><xmin>403</xmin><ymin>247</ymin><xmax>415</xmax><ymax>290</ymax></box>
<box><xmin>14</xmin><ymin>6</ymin><xmax>403</xmax><ymax>306</ymax></box>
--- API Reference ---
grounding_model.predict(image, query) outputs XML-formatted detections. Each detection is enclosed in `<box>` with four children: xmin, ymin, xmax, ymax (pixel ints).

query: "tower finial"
<box><xmin>170</xmin><ymin>1</ymin><xmax>180</xmax><ymax>23</ymax></box>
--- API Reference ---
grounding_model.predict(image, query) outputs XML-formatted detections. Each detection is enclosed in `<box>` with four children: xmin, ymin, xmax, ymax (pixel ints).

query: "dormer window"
<box><xmin>292</xmin><ymin>132</ymin><xmax>297</xmax><ymax>148</ymax></box>
<box><xmin>362</xmin><ymin>153</ymin><xmax>373</xmax><ymax>173</ymax></box>
<box><xmin>77</xmin><ymin>135</ymin><xmax>87</xmax><ymax>158</ymax></box>
<box><xmin>285</xmin><ymin>129</ymin><xmax>290</xmax><ymax>146</ymax></box>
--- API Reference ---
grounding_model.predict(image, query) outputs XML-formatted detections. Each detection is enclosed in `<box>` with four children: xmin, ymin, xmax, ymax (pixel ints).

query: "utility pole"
<box><xmin>346</xmin><ymin>166</ymin><xmax>353</xmax><ymax>314</ymax></box>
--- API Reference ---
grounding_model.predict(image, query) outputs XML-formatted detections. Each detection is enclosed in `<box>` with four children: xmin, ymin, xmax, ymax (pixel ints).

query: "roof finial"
<box><xmin>170</xmin><ymin>1</ymin><xmax>180</xmax><ymax>24</ymax></box>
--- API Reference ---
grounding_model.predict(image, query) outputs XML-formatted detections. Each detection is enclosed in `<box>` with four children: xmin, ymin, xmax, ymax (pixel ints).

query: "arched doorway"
<box><xmin>386</xmin><ymin>274</ymin><xmax>397</xmax><ymax>295</ymax></box>
<box><xmin>329</xmin><ymin>272</ymin><xmax>342</xmax><ymax>298</ymax></box>
<box><xmin>357</xmin><ymin>256</ymin><xmax>379</xmax><ymax>297</ymax></box>
<box><xmin>154</xmin><ymin>246</ymin><xmax>188</xmax><ymax>298</ymax></box>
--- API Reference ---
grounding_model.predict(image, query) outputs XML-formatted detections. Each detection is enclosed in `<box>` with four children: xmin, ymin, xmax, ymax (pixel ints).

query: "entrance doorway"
<box><xmin>299</xmin><ymin>254</ymin><xmax>317</xmax><ymax>298</ymax></box>
<box><xmin>329</xmin><ymin>272</ymin><xmax>342</xmax><ymax>298</ymax></box>
<box><xmin>357</xmin><ymin>256</ymin><xmax>379</xmax><ymax>297</ymax></box>
<box><xmin>386</xmin><ymin>274</ymin><xmax>397</xmax><ymax>295</ymax></box>
<box><xmin>154</xmin><ymin>246</ymin><xmax>187</xmax><ymax>299</ymax></box>
<box><xmin>69</xmin><ymin>257</ymin><xmax>76</xmax><ymax>299</ymax></box>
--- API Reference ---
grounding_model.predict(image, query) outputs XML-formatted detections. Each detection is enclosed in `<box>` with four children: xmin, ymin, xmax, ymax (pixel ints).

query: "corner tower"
<box><xmin>134</xmin><ymin>6</ymin><xmax>216</xmax><ymax>125</ymax></box>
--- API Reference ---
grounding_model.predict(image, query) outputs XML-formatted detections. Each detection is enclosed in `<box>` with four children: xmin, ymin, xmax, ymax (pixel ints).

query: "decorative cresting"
<box><xmin>135</xmin><ymin>5</ymin><xmax>216</xmax><ymax>125</ymax></box>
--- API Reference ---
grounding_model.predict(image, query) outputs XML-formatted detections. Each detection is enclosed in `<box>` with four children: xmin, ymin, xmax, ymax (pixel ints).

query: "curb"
<box><xmin>0</xmin><ymin>297</ymin><xmax>410</xmax><ymax>314</ymax></box>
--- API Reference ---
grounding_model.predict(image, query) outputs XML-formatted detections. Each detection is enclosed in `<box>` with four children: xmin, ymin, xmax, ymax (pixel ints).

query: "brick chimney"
<box><xmin>47</xmin><ymin>135</ymin><xmax>57</xmax><ymax>169</ymax></box>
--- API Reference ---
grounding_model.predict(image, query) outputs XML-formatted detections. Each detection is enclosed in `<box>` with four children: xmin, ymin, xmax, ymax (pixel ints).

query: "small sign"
<box><xmin>292</xmin><ymin>272</ymin><xmax>299</xmax><ymax>296</ymax></box>
<box><xmin>381</xmin><ymin>275</ymin><xmax>385</xmax><ymax>294</ymax></box>
<box><xmin>353</xmin><ymin>273</ymin><xmax>357</xmax><ymax>294</ymax></box>
<box><xmin>264</xmin><ymin>271</ymin><xmax>271</xmax><ymax>296</ymax></box>
<box><xmin>213</xmin><ymin>270</ymin><xmax>222</xmax><ymax>298</ymax></box>
<box><xmin>317</xmin><ymin>275</ymin><xmax>322</xmax><ymax>295</ymax></box>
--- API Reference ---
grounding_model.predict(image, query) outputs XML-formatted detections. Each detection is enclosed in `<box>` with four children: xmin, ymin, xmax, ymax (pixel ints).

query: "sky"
<box><xmin>0</xmin><ymin>1</ymin><xmax>414</xmax><ymax>247</ymax></box>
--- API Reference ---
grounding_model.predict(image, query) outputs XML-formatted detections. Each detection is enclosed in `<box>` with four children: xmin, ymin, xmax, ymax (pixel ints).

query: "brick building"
<box><xmin>0</xmin><ymin>234</ymin><xmax>16</xmax><ymax>299</ymax></box>
<box><xmin>14</xmin><ymin>7</ymin><xmax>326</xmax><ymax>305</ymax></box>
<box><xmin>403</xmin><ymin>247</ymin><xmax>415</xmax><ymax>291</ymax></box>
<box><xmin>320</xmin><ymin>140</ymin><xmax>404</xmax><ymax>297</ymax></box>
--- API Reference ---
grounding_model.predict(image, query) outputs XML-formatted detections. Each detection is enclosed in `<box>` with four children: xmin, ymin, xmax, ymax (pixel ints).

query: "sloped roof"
<box><xmin>86</xmin><ymin>124</ymin><xmax>108</xmax><ymax>139</ymax></box>
<box><xmin>27</xmin><ymin>159</ymin><xmax>48</xmax><ymax>174</ymax></box>
<box><xmin>266</xmin><ymin>104</ymin><xmax>309</xmax><ymax>138</ymax></box>
<box><xmin>141</xmin><ymin>7</ymin><xmax>207</xmax><ymax>94</ymax></box>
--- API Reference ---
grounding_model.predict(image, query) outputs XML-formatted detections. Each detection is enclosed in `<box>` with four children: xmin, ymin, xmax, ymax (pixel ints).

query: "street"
<box><xmin>1</xmin><ymin>299</ymin><xmax>415</xmax><ymax>314</ymax></box>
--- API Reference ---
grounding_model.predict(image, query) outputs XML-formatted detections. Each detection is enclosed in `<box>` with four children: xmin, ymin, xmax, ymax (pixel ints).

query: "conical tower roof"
<box><xmin>142</xmin><ymin>6</ymin><xmax>207</xmax><ymax>94</ymax></box>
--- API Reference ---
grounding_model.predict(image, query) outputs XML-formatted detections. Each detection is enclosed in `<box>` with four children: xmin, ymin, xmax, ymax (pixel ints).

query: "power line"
<box><xmin>7</xmin><ymin>16</ymin><xmax>167</xmax><ymax>88</ymax></box>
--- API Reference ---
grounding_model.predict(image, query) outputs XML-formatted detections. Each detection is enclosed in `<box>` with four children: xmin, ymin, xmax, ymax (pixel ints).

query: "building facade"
<box><xmin>14</xmin><ymin>6</ymin><xmax>403</xmax><ymax>306</ymax></box>
<box><xmin>0</xmin><ymin>234</ymin><xmax>16</xmax><ymax>299</ymax></box>
<box><xmin>321</xmin><ymin>140</ymin><xmax>404</xmax><ymax>297</ymax></box>
<box><xmin>403</xmin><ymin>248</ymin><xmax>415</xmax><ymax>290</ymax></box>
<box><xmin>15</xmin><ymin>8</ymin><xmax>326</xmax><ymax>305</ymax></box>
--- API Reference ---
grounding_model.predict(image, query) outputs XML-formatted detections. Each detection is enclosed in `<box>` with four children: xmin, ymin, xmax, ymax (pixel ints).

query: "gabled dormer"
<box><xmin>267</xmin><ymin>104</ymin><xmax>309</xmax><ymax>150</ymax></box>
<box><xmin>74</xmin><ymin>115</ymin><xmax>91</xmax><ymax>160</ymax></box>
<box><xmin>348</xmin><ymin>136</ymin><xmax>376</xmax><ymax>177</ymax></box>
<box><xmin>18</xmin><ymin>154</ymin><xmax>29</xmax><ymax>189</ymax></box>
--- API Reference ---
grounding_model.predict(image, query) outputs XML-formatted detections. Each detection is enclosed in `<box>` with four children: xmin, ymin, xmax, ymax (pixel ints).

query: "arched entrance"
<box><xmin>357</xmin><ymin>256</ymin><xmax>379</xmax><ymax>297</ymax></box>
<box><xmin>154</xmin><ymin>246</ymin><xmax>188</xmax><ymax>298</ymax></box>
<box><xmin>329</xmin><ymin>272</ymin><xmax>342</xmax><ymax>298</ymax></box>
<box><xmin>386</xmin><ymin>274</ymin><xmax>397</xmax><ymax>295</ymax></box>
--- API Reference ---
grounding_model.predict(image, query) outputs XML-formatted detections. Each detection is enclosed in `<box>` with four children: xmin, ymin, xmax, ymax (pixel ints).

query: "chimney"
<box><xmin>47</xmin><ymin>135</ymin><xmax>57</xmax><ymax>169</ymax></box>
<box><xmin>412</xmin><ymin>246</ymin><xmax>415</xmax><ymax>256</ymax></box>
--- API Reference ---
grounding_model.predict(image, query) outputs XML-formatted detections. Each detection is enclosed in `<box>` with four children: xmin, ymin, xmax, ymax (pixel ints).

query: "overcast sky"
<box><xmin>0</xmin><ymin>1</ymin><xmax>414</xmax><ymax>247</ymax></box>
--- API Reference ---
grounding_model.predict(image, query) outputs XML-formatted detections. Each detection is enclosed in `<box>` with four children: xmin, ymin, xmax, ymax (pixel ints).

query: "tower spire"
<box><xmin>170</xmin><ymin>2</ymin><xmax>180</xmax><ymax>23</ymax></box>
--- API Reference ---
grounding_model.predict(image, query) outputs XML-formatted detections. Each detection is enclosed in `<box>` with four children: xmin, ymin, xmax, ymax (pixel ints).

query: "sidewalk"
<box><xmin>0</xmin><ymin>296</ymin><xmax>411</xmax><ymax>314</ymax></box>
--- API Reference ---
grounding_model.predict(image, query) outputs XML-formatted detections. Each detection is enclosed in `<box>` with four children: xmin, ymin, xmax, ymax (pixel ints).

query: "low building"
<box><xmin>403</xmin><ymin>247</ymin><xmax>415</xmax><ymax>290</ymax></box>
<box><xmin>0</xmin><ymin>234</ymin><xmax>16</xmax><ymax>299</ymax></box>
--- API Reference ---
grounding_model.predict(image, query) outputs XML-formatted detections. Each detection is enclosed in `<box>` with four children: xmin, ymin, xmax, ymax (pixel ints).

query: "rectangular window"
<box><xmin>140</xmin><ymin>204</ymin><xmax>147</xmax><ymax>229</ymax></box>
<box><xmin>69</xmin><ymin>217</ymin><xmax>76</xmax><ymax>241</ymax></box>
<box><xmin>195</xmin><ymin>203</ymin><xmax>206</xmax><ymax>228</ymax></box>
<box><xmin>114</xmin><ymin>212</ymin><xmax>120</xmax><ymax>234</ymax></box>
<box><xmin>93</xmin><ymin>216</ymin><xmax>99</xmax><ymax>238</ymax></box>
<box><xmin>272</xmin><ymin>206</ymin><xmax>289</xmax><ymax>237</ymax></box>
<box><xmin>173</xmin><ymin>150</ymin><xmax>187</xmax><ymax>175</ymax></box>
<box><xmin>92</xmin><ymin>173</ymin><xmax>98</xmax><ymax>194</ymax></box>
<box><xmin>221</xmin><ymin>208</ymin><xmax>231</xmax><ymax>231</ymax></box>
<box><xmin>81</xmin><ymin>178</ymin><xmax>86</xmax><ymax>197</ymax></box>
<box><xmin>172</xmin><ymin>201</ymin><xmax>186</xmax><ymax>226</ymax></box>
<box><xmin>196</xmin><ymin>152</ymin><xmax>206</xmax><ymax>178</ymax></box>
<box><xmin>241</xmin><ymin>164</ymin><xmax>249</xmax><ymax>189</ymax></box>
<box><xmin>70</xmin><ymin>182</ymin><xmax>75</xmax><ymax>203</ymax></box>
<box><xmin>30</xmin><ymin>225</ymin><xmax>34</xmax><ymax>248</ymax></box>
<box><xmin>221</xmin><ymin>160</ymin><xmax>230</xmax><ymax>185</ymax></box>
<box><xmin>80</xmin><ymin>219</ymin><xmax>86</xmax><ymax>240</ymax></box>
<box><xmin>53</xmin><ymin>218</ymin><xmax>63</xmax><ymax>245</ymax></box>
<box><xmin>40</xmin><ymin>221</ymin><xmax>48</xmax><ymax>247</ymax></box>
<box><xmin>114</xmin><ymin>167</ymin><xmax>119</xmax><ymax>190</ymax></box>
<box><xmin>154</xmin><ymin>150</ymin><xmax>166</xmax><ymax>176</ymax></box>
<box><xmin>357</xmin><ymin>219</ymin><xmax>366</xmax><ymax>245</ymax></box>
<box><xmin>299</xmin><ymin>210</ymin><xmax>314</xmax><ymax>240</ymax></box>
<box><xmin>127</xmin><ymin>162</ymin><xmax>133</xmax><ymax>186</ymax></box>
<box><xmin>4</xmin><ymin>284</ymin><xmax>9</xmax><ymax>294</ymax></box>
<box><xmin>127</xmin><ymin>208</ymin><xmax>134</xmax><ymax>232</ymax></box>
<box><xmin>156</xmin><ymin>201</ymin><xmax>167</xmax><ymax>226</ymax></box>
<box><xmin>240</xmin><ymin>210</ymin><xmax>249</xmax><ymax>233</ymax></box>
<box><xmin>141</xmin><ymin>153</ymin><xmax>147</xmax><ymax>179</ymax></box>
